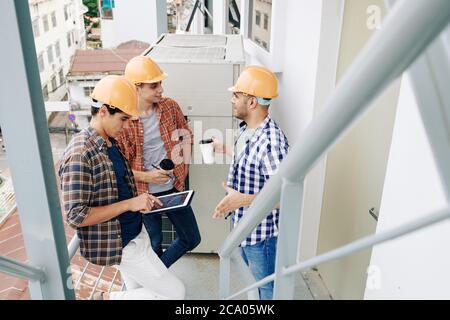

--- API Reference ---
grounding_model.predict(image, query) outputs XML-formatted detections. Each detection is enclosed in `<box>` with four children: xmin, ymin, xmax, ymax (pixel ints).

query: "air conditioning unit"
<box><xmin>143</xmin><ymin>34</ymin><xmax>245</xmax><ymax>253</ymax></box>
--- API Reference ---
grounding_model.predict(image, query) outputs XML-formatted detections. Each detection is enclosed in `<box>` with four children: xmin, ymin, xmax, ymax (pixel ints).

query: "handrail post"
<box><xmin>273</xmin><ymin>178</ymin><xmax>304</xmax><ymax>299</ymax></box>
<box><xmin>219</xmin><ymin>255</ymin><xmax>231</xmax><ymax>299</ymax></box>
<box><xmin>0</xmin><ymin>0</ymin><xmax>75</xmax><ymax>299</ymax></box>
<box><xmin>230</xmin><ymin>249</ymin><xmax>259</xmax><ymax>300</ymax></box>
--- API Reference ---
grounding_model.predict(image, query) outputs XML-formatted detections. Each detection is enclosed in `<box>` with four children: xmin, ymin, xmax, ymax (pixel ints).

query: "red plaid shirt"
<box><xmin>117</xmin><ymin>98</ymin><xmax>192</xmax><ymax>194</ymax></box>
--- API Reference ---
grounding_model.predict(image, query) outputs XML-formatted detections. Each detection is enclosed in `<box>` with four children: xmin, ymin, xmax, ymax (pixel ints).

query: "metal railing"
<box><xmin>0</xmin><ymin>177</ymin><xmax>17</xmax><ymax>228</ymax></box>
<box><xmin>218</xmin><ymin>0</ymin><xmax>450</xmax><ymax>300</ymax></box>
<box><xmin>1</xmin><ymin>0</ymin><xmax>449</xmax><ymax>300</ymax></box>
<box><xmin>68</xmin><ymin>235</ymin><xmax>124</xmax><ymax>299</ymax></box>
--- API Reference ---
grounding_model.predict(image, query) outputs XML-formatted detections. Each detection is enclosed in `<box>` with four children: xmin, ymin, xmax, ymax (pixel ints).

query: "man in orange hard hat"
<box><xmin>213</xmin><ymin>66</ymin><xmax>290</xmax><ymax>300</ymax></box>
<box><xmin>117</xmin><ymin>56</ymin><xmax>200</xmax><ymax>268</ymax></box>
<box><xmin>59</xmin><ymin>75</ymin><xmax>185</xmax><ymax>300</ymax></box>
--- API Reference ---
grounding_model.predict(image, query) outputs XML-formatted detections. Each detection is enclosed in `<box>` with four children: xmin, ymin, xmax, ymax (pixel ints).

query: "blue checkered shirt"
<box><xmin>227</xmin><ymin>116</ymin><xmax>289</xmax><ymax>247</ymax></box>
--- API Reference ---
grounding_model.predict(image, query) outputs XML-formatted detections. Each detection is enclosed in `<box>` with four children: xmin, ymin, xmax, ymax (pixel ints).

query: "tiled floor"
<box><xmin>0</xmin><ymin>210</ymin><xmax>331</xmax><ymax>300</ymax></box>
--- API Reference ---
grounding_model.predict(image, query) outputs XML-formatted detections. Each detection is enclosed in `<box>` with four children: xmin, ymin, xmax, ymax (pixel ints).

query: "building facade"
<box><xmin>29</xmin><ymin>0</ymin><xmax>87</xmax><ymax>102</ymax></box>
<box><xmin>99</xmin><ymin>0</ymin><xmax>167</xmax><ymax>48</ymax></box>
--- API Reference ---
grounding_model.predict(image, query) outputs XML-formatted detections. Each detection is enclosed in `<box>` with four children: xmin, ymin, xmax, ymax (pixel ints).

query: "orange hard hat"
<box><xmin>125</xmin><ymin>56</ymin><xmax>168</xmax><ymax>85</ymax></box>
<box><xmin>229</xmin><ymin>65</ymin><xmax>278</xmax><ymax>99</ymax></box>
<box><xmin>91</xmin><ymin>75</ymin><xmax>139</xmax><ymax>117</ymax></box>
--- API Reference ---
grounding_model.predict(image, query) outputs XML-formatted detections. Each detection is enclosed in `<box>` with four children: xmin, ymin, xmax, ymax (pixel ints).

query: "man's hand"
<box><xmin>213</xmin><ymin>182</ymin><xmax>250</xmax><ymax>219</ymax></box>
<box><xmin>147</xmin><ymin>169</ymin><xmax>173</xmax><ymax>185</ymax></box>
<box><xmin>212</xmin><ymin>138</ymin><xmax>232</xmax><ymax>156</ymax></box>
<box><xmin>128</xmin><ymin>193</ymin><xmax>163</xmax><ymax>213</ymax></box>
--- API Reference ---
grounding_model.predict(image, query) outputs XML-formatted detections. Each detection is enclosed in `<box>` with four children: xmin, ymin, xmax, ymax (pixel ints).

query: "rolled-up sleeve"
<box><xmin>174</xmin><ymin>103</ymin><xmax>193</xmax><ymax>145</ymax></box>
<box><xmin>60</xmin><ymin>153</ymin><xmax>93</xmax><ymax>228</ymax></box>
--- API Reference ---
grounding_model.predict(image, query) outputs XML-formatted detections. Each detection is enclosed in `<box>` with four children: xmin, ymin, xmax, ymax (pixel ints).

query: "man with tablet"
<box><xmin>59</xmin><ymin>76</ymin><xmax>185</xmax><ymax>300</ymax></box>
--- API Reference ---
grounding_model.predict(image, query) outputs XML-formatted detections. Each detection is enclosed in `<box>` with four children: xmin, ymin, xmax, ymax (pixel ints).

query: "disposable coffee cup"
<box><xmin>199</xmin><ymin>139</ymin><xmax>215</xmax><ymax>165</ymax></box>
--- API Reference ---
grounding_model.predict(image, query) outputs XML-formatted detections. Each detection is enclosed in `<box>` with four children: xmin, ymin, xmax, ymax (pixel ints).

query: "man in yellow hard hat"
<box><xmin>212</xmin><ymin>66</ymin><xmax>290</xmax><ymax>300</ymax></box>
<box><xmin>59</xmin><ymin>75</ymin><xmax>185</xmax><ymax>300</ymax></box>
<box><xmin>117</xmin><ymin>56</ymin><xmax>200</xmax><ymax>268</ymax></box>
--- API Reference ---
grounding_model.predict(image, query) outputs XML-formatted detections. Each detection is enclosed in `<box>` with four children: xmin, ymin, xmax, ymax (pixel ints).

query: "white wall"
<box><xmin>267</xmin><ymin>1</ymin><xmax>323</xmax><ymax>143</ymax></box>
<box><xmin>30</xmin><ymin>0</ymin><xmax>86</xmax><ymax>100</ymax></box>
<box><xmin>101</xmin><ymin>0</ymin><xmax>167</xmax><ymax>48</ymax></box>
<box><xmin>364</xmin><ymin>76</ymin><xmax>450</xmax><ymax>299</ymax></box>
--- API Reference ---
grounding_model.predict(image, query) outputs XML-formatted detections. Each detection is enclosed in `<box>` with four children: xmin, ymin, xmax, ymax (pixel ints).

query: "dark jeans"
<box><xmin>143</xmin><ymin>188</ymin><xmax>201</xmax><ymax>268</ymax></box>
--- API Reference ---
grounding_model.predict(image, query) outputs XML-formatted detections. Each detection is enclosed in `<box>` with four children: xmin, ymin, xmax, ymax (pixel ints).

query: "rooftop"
<box><xmin>68</xmin><ymin>47</ymin><xmax>145</xmax><ymax>76</ymax></box>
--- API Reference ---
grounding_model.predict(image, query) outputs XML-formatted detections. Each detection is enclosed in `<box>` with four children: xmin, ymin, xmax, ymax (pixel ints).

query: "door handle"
<box><xmin>369</xmin><ymin>207</ymin><xmax>379</xmax><ymax>221</ymax></box>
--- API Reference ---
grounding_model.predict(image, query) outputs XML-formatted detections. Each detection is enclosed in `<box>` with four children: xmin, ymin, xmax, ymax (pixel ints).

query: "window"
<box><xmin>43</xmin><ymin>85</ymin><xmax>49</xmax><ymax>101</ymax></box>
<box><xmin>47</xmin><ymin>46</ymin><xmax>54</xmax><ymax>64</ymax></box>
<box><xmin>67</xmin><ymin>32</ymin><xmax>72</xmax><ymax>47</ymax></box>
<box><xmin>255</xmin><ymin>11</ymin><xmax>261</xmax><ymax>26</ymax></box>
<box><xmin>43</xmin><ymin>15</ymin><xmax>49</xmax><ymax>32</ymax></box>
<box><xmin>51</xmin><ymin>11</ymin><xmax>57</xmax><ymax>28</ymax></box>
<box><xmin>32</xmin><ymin>19</ymin><xmax>40</xmax><ymax>38</ymax></box>
<box><xmin>64</xmin><ymin>5</ymin><xmax>69</xmax><ymax>21</ymax></box>
<box><xmin>51</xmin><ymin>76</ymin><xmax>57</xmax><ymax>92</ymax></box>
<box><xmin>243</xmin><ymin>0</ymin><xmax>286</xmax><ymax>71</ymax></box>
<box><xmin>264</xmin><ymin>13</ymin><xmax>269</xmax><ymax>30</ymax></box>
<box><xmin>248</xmin><ymin>0</ymin><xmax>272</xmax><ymax>52</ymax></box>
<box><xmin>228</xmin><ymin>0</ymin><xmax>241</xmax><ymax>34</ymax></box>
<box><xmin>38</xmin><ymin>53</ymin><xmax>45</xmax><ymax>73</ymax></box>
<box><xmin>59</xmin><ymin>69</ymin><xmax>65</xmax><ymax>86</ymax></box>
<box><xmin>83</xmin><ymin>87</ymin><xmax>95</xmax><ymax>97</ymax></box>
<box><xmin>100</xmin><ymin>0</ymin><xmax>115</xmax><ymax>19</ymax></box>
<box><xmin>55</xmin><ymin>41</ymin><xmax>61</xmax><ymax>58</ymax></box>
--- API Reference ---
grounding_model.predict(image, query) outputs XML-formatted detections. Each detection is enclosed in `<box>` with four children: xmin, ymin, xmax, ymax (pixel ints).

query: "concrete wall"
<box><xmin>101</xmin><ymin>0</ymin><xmax>167</xmax><ymax>48</ymax></box>
<box><xmin>364</xmin><ymin>76</ymin><xmax>450</xmax><ymax>299</ymax></box>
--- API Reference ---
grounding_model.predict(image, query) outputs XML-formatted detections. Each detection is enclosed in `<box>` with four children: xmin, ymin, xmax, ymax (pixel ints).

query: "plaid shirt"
<box><xmin>59</xmin><ymin>127</ymin><xmax>137</xmax><ymax>266</ymax></box>
<box><xmin>117</xmin><ymin>98</ymin><xmax>193</xmax><ymax>194</ymax></box>
<box><xmin>227</xmin><ymin>116</ymin><xmax>289</xmax><ymax>247</ymax></box>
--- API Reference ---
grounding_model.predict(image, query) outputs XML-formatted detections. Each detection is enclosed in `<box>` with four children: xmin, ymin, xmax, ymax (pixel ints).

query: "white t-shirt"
<box><xmin>235</xmin><ymin>127</ymin><xmax>256</xmax><ymax>157</ymax></box>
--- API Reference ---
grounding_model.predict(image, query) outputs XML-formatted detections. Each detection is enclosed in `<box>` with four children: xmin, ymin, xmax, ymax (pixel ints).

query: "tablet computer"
<box><xmin>146</xmin><ymin>190</ymin><xmax>194</xmax><ymax>214</ymax></box>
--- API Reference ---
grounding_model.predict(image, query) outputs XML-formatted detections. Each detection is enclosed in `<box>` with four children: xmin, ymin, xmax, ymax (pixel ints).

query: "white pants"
<box><xmin>109</xmin><ymin>227</ymin><xmax>185</xmax><ymax>300</ymax></box>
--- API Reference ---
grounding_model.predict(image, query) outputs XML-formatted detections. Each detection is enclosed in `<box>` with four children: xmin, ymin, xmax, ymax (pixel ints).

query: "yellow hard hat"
<box><xmin>125</xmin><ymin>56</ymin><xmax>168</xmax><ymax>85</ymax></box>
<box><xmin>91</xmin><ymin>75</ymin><xmax>139</xmax><ymax>117</ymax></box>
<box><xmin>229</xmin><ymin>65</ymin><xmax>278</xmax><ymax>99</ymax></box>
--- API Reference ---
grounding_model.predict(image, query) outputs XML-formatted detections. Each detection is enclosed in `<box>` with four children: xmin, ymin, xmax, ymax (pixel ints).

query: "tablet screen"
<box><xmin>147</xmin><ymin>190</ymin><xmax>194</xmax><ymax>214</ymax></box>
<box><xmin>159</xmin><ymin>192</ymin><xmax>189</xmax><ymax>209</ymax></box>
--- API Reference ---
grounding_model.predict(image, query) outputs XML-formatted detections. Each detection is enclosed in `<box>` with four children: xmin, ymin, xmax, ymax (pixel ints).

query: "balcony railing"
<box><xmin>218</xmin><ymin>0</ymin><xmax>450</xmax><ymax>300</ymax></box>
<box><xmin>0</xmin><ymin>0</ymin><xmax>449</xmax><ymax>300</ymax></box>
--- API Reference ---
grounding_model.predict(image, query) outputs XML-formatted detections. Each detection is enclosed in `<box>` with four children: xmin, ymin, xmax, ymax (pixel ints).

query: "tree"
<box><xmin>83</xmin><ymin>0</ymin><xmax>99</xmax><ymax>18</ymax></box>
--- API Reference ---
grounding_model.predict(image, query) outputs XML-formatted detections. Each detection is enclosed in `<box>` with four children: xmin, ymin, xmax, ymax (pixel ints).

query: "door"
<box><xmin>316</xmin><ymin>0</ymin><xmax>401</xmax><ymax>299</ymax></box>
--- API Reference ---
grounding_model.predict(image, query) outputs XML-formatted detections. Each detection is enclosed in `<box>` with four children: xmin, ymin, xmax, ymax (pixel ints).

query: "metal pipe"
<box><xmin>225</xmin><ymin>206</ymin><xmax>450</xmax><ymax>299</ymax></box>
<box><xmin>68</xmin><ymin>235</ymin><xmax>80</xmax><ymax>260</ymax></box>
<box><xmin>230</xmin><ymin>249</ymin><xmax>259</xmax><ymax>300</ymax></box>
<box><xmin>219</xmin><ymin>0</ymin><xmax>450</xmax><ymax>259</ymax></box>
<box><xmin>0</xmin><ymin>256</ymin><xmax>46</xmax><ymax>282</ymax></box>
<box><xmin>88</xmin><ymin>266</ymin><xmax>106</xmax><ymax>300</ymax></box>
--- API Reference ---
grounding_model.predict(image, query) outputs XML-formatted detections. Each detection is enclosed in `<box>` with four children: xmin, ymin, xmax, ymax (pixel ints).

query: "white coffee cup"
<box><xmin>199</xmin><ymin>139</ymin><xmax>215</xmax><ymax>165</ymax></box>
